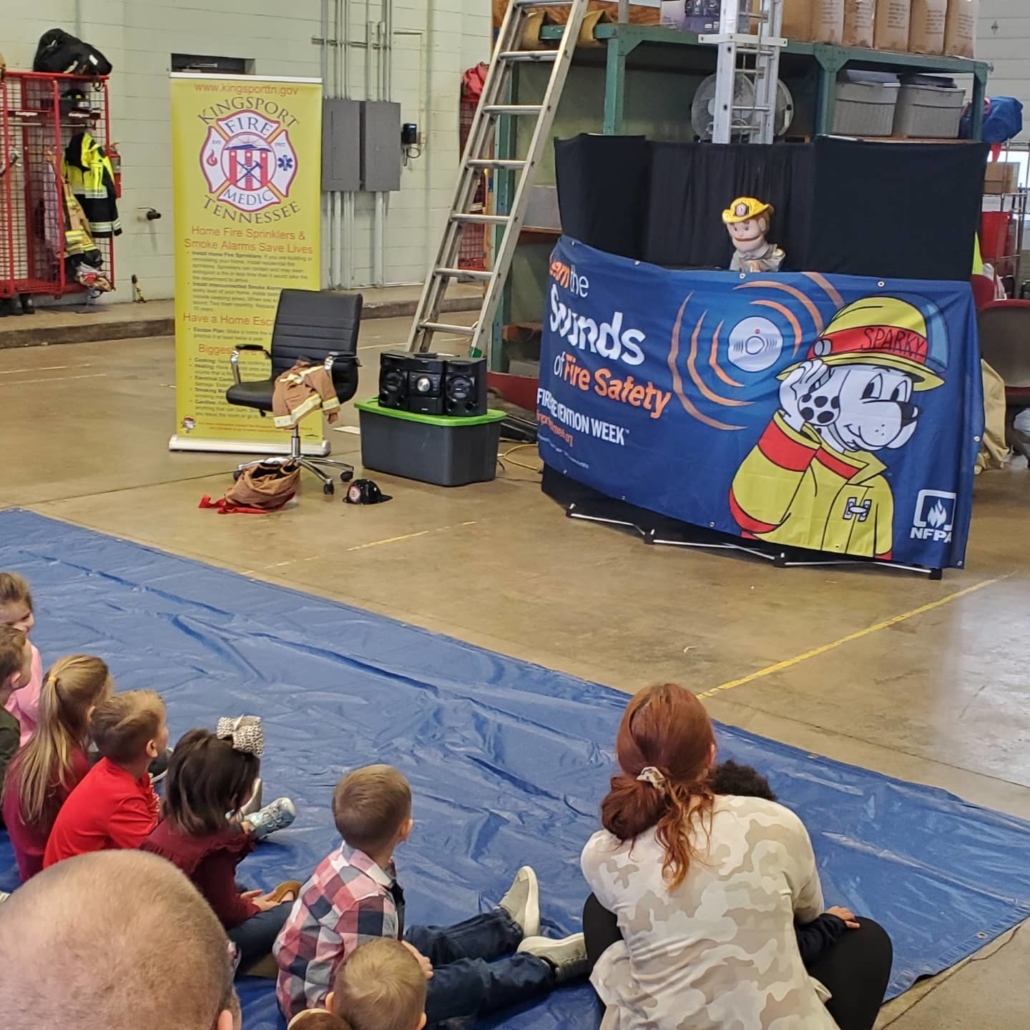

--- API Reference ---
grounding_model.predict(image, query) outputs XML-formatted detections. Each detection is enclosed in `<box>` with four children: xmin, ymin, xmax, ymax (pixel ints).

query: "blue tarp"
<box><xmin>1</xmin><ymin>509</ymin><xmax>1028</xmax><ymax>1029</ymax></box>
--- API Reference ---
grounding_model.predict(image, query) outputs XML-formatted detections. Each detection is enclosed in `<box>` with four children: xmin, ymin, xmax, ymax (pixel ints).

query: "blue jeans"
<box><xmin>406</xmin><ymin>910</ymin><xmax>555</xmax><ymax>1026</ymax></box>
<box><xmin>227</xmin><ymin>902</ymin><xmax>292</xmax><ymax>970</ymax></box>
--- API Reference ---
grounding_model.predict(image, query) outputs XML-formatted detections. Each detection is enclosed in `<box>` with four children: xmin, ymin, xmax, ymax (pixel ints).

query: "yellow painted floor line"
<box><xmin>347</xmin><ymin>530</ymin><xmax>430</xmax><ymax>551</ymax></box>
<box><xmin>698</xmin><ymin>574</ymin><xmax>1010</xmax><ymax>701</ymax></box>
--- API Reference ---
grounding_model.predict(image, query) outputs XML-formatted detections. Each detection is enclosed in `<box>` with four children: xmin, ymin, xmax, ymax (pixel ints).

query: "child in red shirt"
<box><xmin>44</xmin><ymin>690</ymin><xmax>168</xmax><ymax>868</ymax></box>
<box><xmin>142</xmin><ymin>716</ymin><xmax>299</xmax><ymax>971</ymax></box>
<box><xmin>2</xmin><ymin>655</ymin><xmax>114</xmax><ymax>881</ymax></box>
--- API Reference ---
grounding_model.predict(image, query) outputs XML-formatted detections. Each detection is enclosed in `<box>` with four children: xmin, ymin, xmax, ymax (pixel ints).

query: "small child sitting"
<box><xmin>287</xmin><ymin>938</ymin><xmax>427</xmax><ymax>1030</ymax></box>
<box><xmin>2</xmin><ymin>655</ymin><xmax>114</xmax><ymax>881</ymax></box>
<box><xmin>142</xmin><ymin>716</ymin><xmax>299</xmax><ymax>971</ymax></box>
<box><xmin>0</xmin><ymin>626</ymin><xmax>33</xmax><ymax>811</ymax></box>
<box><xmin>0</xmin><ymin>574</ymin><xmax>43</xmax><ymax>745</ymax></box>
<box><xmin>709</xmin><ymin>760</ymin><xmax>859</xmax><ymax>965</ymax></box>
<box><xmin>274</xmin><ymin>764</ymin><xmax>587</xmax><ymax>1024</ymax></box>
<box><xmin>43</xmin><ymin>690</ymin><xmax>168</xmax><ymax>867</ymax></box>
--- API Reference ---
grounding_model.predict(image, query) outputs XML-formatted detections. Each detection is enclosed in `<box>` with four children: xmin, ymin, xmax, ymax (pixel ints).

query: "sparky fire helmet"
<box><xmin>722</xmin><ymin>197</ymin><xmax>774</xmax><ymax>224</ymax></box>
<box><xmin>781</xmin><ymin>297</ymin><xmax>945</xmax><ymax>391</ymax></box>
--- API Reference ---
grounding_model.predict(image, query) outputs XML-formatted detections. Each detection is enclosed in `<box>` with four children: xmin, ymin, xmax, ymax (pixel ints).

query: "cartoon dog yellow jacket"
<box><xmin>729</xmin><ymin>297</ymin><xmax>945</xmax><ymax>560</ymax></box>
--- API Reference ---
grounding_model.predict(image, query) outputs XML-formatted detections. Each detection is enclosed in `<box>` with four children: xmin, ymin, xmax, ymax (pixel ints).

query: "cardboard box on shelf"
<box><xmin>944</xmin><ymin>0</ymin><xmax>978</xmax><ymax>58</ymax></box>
<box><xmin>874</xmin><ymin>0</ymin><xmax>912</xmax><ymax>51</ymax></box>
<box><xmin>984</xmin><ymin>162</ymin><xmax>1019</xmax><ymax>196</ymax></box>
<box><xmin>909</xmin><ymin>0</ymin><xmax>947</xmax><ymax>53</ymax></box>
<box><xmin>659</xmin><ymin>0</ymin><xmax>751</xmax><ymax>33</ymax></box>
<box><xmin>783</xmin><ymin>0</ymin><xmax>845</xmax><ymax>43</ymax></box>
<box><xmin>843</xmin><ymin>0</ymin><xmax>875</xmax><ymax>47</ymax></box>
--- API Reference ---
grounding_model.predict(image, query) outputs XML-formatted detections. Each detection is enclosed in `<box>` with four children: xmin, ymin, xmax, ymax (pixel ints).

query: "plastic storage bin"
<box><xmin>893</xmin><ymin>76</ymin><xmax>966</xmax><ymax>138</ymax></box>
<box><xmin>355</xmin><ymin>399</ymin><xmax>506</xmax><ymax>487</ymax></box>
<box><xmin>832</xmin><ymin>71</ymin><xmax>901</xmax><ymax>137</ymax></box>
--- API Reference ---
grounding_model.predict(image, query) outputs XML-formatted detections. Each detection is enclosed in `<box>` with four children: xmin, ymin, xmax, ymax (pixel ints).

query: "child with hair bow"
<box><xmin>142</xmin><ymin>715</ymin><xmax>300</xmax><ymax>972</ymax></box>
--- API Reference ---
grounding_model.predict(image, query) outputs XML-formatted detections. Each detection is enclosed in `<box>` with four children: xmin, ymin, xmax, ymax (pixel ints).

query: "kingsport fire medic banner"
<box><xmin>539</xmin><ymin>238</ymin><xmax>984</xmax><ymax>569</ymax></box>
<box><xmin>169</xmin><ymin>75</ymin><xmax>322</xmax><ymax>453</ymax></box>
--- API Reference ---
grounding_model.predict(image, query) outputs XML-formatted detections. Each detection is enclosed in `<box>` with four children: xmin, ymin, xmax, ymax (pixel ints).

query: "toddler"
<box><xmin>44</xmin><ymin>690</ymin><xmax>168</xmax><ymax>867</ymax></box>
<box><xmin>2</xmin><ymin>655</ymin><xmax>114</xmax><ymax>881</ymax></box>
<box><xmin>0</xmin><ymin>573</ymin><xmax>43</xmax><ymax>745</ymax></box>
<box><xmin>274</xmin><ymin>764</ymin><xmax>587</xmax><ymax>1024</ymax></box>
<box><xmin>142</xmin><ymin>717</ymin><xmax>299</xmax><ymax>970</ymax></box>
<box><xmin>0</xmin><ymin>626</ymin><xmax>33</xmax><ymax>806</ymax></box>
<box><xmin>288</xmin><ymin>938</ymin><xmax>428</xmax><ymax>1030</ymax></box>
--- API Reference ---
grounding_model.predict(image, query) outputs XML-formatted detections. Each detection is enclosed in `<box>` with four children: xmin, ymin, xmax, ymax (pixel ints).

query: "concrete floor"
<box><xmin>2</xmin><ymin>323</ymin><xmax>1028</xmax><ymax>1027</ymax></box>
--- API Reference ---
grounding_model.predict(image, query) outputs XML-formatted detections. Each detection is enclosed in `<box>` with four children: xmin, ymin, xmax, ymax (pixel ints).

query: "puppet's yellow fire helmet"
<box><xmin>722</xmin><ymin>197</ymin><xmax>774</xmax><ymax>224</ymax></box>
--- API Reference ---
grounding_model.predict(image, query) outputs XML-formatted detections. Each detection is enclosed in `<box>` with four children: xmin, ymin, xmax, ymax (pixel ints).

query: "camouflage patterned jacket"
<box><xmin>581</xmin><ymin>795</ymin><xmax>839</xmax><ymax>1030</ymax></box>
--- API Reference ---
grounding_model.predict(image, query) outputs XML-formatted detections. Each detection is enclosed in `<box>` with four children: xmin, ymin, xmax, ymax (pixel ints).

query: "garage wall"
<box><xmin>978</xmin><ymin>0</ymin><xmax>1030</xmax><ymax>140</ymax></box>
<box><xmin>2</xmin><ymin>0</ymin><xmax>491</xmax><ymax>300</ymax></box>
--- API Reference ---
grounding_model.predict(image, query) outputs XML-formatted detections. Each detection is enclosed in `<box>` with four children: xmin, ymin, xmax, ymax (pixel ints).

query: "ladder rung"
<box><xmin>499</xmin><ymin>50</ymin><xmax>558</xmax><ymax>62</ymax></box>
<box><xmin>435</xmin><ymin>267</ymin><xmax>493</xmax><ymax>280</ymax></box>
<box><xmin>483</xmin><ymin>104</ymin><xmax>544</xmax><ymax>115</ymax></box>
<box><xmin>451</xmin><ymin>213</ymin><xmax>511</xmax><ymax>225</ymax></box>
<box><xmin>467</xmin><ymin>159</ymin><xmax>526</xmax><ymax>169</ymax></box>
<box><xmin>420</xmin><ymin>321</ymin><xmax>476</xmax><ymax>335</ymax></box>
<box><xmin>516</xmin><ymin>0</ymin><xmax>575</xmax><ymax>7</ymax></box>
<box><xmin>732</xmin><ymin>105</ymin><xmax>771</xmax><ymax>112</ymax></box>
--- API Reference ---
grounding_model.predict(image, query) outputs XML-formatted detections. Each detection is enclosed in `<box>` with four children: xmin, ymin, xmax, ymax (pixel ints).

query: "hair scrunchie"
<box><xmin>216</xmin><ymin>715</ymin><xmax>265</xmax><ymax>757</ymax></box>
<box><xmin>636</xmin><ymin>766</ymin><xmax>666</xmax><ymax>789</ymax></box>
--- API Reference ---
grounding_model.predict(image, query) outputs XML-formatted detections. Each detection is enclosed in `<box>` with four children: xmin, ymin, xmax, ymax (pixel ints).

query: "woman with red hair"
<box><xmin>581</xmin><ymin>683</ymin><xmax>891</xmax><ymax>1030</ymax></box>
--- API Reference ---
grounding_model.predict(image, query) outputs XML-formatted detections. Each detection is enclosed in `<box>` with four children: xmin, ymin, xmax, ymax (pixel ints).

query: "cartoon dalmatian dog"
<box><xmin>729</xmin><ymin>297</ymin><xmax>945</xmax><ymax>560</ymax></box>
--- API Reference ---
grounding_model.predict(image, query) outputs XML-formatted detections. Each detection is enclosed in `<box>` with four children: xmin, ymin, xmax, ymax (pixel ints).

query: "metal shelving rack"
<box><xmin>485</xmin><ymin>22</ymin><xmax>991</xmax><ymax>379</ymax></box>
<box><xmin>536</xmin><ymin>23</ymin><xmax>989</xmax><ymax>138</ymax></box>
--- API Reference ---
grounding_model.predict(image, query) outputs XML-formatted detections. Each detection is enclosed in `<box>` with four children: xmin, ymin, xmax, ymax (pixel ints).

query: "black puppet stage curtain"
<box><xmin>553</xmin><ymin>135</ymin><xmax>988</xmax><ymax>281</ymax></box>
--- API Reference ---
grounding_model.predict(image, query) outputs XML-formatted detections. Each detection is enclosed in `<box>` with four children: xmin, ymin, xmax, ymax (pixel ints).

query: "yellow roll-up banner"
<box><xmin>169</xmin><ymin>74</ymin><xmax>323</xmax><ymax>453</ymax></box>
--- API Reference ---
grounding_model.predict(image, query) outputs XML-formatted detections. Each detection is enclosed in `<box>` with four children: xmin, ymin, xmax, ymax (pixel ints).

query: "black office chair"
<box><xmin>226</xmin><ymin>289</ymin><xmax>362</xmax><ymax>495</ymax></box>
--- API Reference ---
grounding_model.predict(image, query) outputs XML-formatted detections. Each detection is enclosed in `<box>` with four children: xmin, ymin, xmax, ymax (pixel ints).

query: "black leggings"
<box><xmin>583</xmin><ymin>894</ymin><xmax>893</xmax><ymax>1030</ymax></box>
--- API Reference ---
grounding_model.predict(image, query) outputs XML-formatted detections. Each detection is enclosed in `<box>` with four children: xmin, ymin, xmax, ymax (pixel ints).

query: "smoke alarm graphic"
<box><xmin>911</xmin><ymin>490</ymin><xmax>956</xmax><ymax>543</ymax></box>
<box><xmin>200</xmin><ymin>114</ymin><xmax>298</xmax><ymax>213</ymax></box>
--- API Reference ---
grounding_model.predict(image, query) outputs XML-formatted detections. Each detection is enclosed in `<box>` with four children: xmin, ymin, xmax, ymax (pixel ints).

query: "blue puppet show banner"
<box><xmin>538</xmin><ymin>238</ymin><xmax>984</xmax><ymax>569</ymax></box>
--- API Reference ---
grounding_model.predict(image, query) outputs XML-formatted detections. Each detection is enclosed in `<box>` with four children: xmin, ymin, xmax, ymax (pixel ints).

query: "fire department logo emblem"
<box><xmin>200</xmin><ymin>113</ymin><xmax>298</xmax><ymax>213</ymax></box>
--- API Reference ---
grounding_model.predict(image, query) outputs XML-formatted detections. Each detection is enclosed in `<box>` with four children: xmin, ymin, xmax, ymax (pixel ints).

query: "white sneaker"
<box><xmin>517</xmin><ymin>933</ymin><xmax>588</xmax><ymax>983</ymax></box>
<box><xmin>246</xmin><ymin>797</ymin><xmax>296</xmax><ymax>840</ymax></box>
<box><xmin>498</xmin><ymin>866</ymin><xmax>540</xmax><ymax>938</ymax></box>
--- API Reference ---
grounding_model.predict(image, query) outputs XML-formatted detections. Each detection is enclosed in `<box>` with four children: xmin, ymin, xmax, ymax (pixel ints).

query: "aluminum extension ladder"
<box><xmin>407</xmin><ymin>0</ymin><xmax>589</xmax><ymax>355</ymax></box>
<box><xmin>701</xmin><ymin>0</ymin><xmax>786</xmax><ymax>145</ymax></box>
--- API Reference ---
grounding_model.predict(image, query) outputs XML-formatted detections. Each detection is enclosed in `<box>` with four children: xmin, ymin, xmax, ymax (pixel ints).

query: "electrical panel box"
<box><xmin>322</xmin><ymin>99</ymin><xmax>362</xmax><ymax>192</ymax></box>
<box><xmin>360</xmin><ymin>101</ymin><xmax>401</xmax><ymax>192</ymax></box>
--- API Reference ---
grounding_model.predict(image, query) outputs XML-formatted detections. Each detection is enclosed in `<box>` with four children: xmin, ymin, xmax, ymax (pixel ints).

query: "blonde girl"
<box><xmin>1</xmin><ymin>655</ymin><xmax>113</xmax><ymax>881</ymax></box>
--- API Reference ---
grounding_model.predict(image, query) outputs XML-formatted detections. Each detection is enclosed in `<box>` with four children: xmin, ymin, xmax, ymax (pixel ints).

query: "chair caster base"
<box><xmin>340</xmin><ymin>470</ymin><xmax>354</xmax><ymax>483</ymax></box>
<box><xmin>323</xmin><ymin>481</ymin><xmax>335</xmax><ymax>496</ymax></box>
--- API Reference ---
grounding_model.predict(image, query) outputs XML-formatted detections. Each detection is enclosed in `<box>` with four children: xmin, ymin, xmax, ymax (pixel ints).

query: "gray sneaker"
<box><xmin>246</xmin><ymin>797</ymin><xmax>296</xmax><ymax>840</ymax></box>
<box><xmin>517</xmin><ymin>933</ymin><xmax>588</xmax><ymax>983</ymax></box>
<box><xmin>498</xmin><ymin>866</ymin><xmax>540</xmax><ymax>939</ymax></box>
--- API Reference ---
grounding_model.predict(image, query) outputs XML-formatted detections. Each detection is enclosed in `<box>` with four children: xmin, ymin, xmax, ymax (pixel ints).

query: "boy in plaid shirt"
<box><xmin>274</xmin><ymin>765</ymin><xmax>586</xmax><ymax>1024</ymax></box>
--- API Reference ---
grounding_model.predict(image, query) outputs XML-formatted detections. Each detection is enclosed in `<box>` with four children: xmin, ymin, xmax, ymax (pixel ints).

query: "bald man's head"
<box><xmin>0</xmin><ymin>850</ymin><xmax>241</xmax><ymax>1030</ymax></box>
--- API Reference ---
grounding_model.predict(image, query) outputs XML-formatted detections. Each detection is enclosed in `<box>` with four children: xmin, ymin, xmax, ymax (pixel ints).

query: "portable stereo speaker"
<box><xmin>406</xmin><ymin>355</ymin><xmax>447</xmax><ymax>415</ymax></box>
<box><xmin>378</xmin><ymin>352</ymin><xmax>410</xmax><ymax>410</ymax></box>
<box><xmin>443</xmin><ymin>356</ymin><xmax>487</xmax><ymax>417</ymax></box>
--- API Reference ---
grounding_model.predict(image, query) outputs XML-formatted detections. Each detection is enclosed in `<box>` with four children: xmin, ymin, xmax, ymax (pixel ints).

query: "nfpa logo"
<box><xmin>200</xmin><ymin>113</ymin><xmax>298</xmax><ymax>213</ymax></box>
<box><xmin>910</xmin><ymin>490</ymin><xmax>956</xmax><ymax>544</ymax></box>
